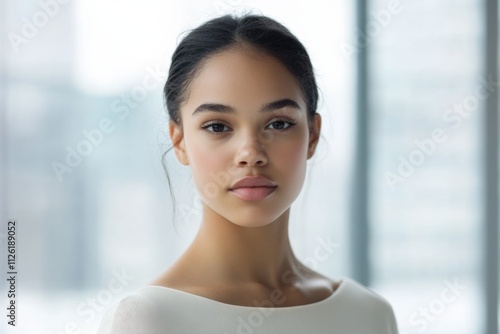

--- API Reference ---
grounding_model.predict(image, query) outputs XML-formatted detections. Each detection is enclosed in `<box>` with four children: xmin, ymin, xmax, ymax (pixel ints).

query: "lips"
<box><xmin>228</xmin><ymin>175</ymin><xmax>277</xmax><ymax>201</ymax></box>
<box><xmin>229</xmin><ymin>175</ymin><xmax>277</xmax><ymax>190</ymax></box>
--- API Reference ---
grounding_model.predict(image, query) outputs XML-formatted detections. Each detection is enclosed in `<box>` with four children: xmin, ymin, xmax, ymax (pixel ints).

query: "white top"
<box><xmin>97</xmin><ymin>277</ymin><xmax>399</xmax><ymax>334</ymax></box>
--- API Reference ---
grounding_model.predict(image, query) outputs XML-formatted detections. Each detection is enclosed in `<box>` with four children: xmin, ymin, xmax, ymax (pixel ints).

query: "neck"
<box><xmin>185</xmin><ymin>204</ymin><xmax>302</xmax><ymax>289</ymax></box>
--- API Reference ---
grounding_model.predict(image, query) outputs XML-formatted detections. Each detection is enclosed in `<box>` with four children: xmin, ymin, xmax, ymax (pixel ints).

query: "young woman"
<box><xmin>97</xmin><ymin>13</ymin><xmax>399</xmax><ymax>334</ymax></box>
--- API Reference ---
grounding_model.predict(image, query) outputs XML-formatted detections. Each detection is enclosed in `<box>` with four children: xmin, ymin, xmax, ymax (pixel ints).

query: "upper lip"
<box><xmin>229</xmin><ymin>175</ymin><xmax>277</xmax><ymax>190</ymax></box>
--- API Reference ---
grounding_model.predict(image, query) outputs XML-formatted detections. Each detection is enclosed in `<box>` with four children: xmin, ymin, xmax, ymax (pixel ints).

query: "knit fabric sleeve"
<box><xmin>96</xmin><ymin>293</ymin><xmax>162</xmax><ymax>334</ymax></box>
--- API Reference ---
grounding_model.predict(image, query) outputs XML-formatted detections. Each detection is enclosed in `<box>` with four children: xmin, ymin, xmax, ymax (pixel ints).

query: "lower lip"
<box><xmin>229</xmin><ymin>186</ymin><xmax>277</xmax><ymax>201</ymax></box>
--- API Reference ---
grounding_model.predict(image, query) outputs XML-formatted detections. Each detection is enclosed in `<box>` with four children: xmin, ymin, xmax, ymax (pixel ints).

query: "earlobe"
<box><xmin>307</xmin><ymin>113</ymin><xmax>322</xmax><ymax>160</ymax></box>
<box><xmin>169</xmin><ymin>120</ymin><xmax>190</xmax><ymax>166</ymax></box>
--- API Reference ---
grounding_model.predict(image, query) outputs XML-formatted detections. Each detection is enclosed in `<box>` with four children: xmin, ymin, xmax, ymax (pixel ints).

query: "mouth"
<box><xmin>228</xmin><ymin>186</ymin><xmax>277</xmax><ymax>201</ymax></box>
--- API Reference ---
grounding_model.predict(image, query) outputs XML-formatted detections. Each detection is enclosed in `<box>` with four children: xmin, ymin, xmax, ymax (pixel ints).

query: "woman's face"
<box><xmin>170</xmin><ymin>46</ymin><xmax>321</xmax><ymax>228</ymax></box>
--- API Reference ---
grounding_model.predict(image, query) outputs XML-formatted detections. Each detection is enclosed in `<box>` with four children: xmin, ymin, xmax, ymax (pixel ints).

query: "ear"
<box><xmin>169</xmin><ymin>120</ymin><xmax>190</xmax><ymax>166</ymax></box>
<box><xmin>307</xmin><ymin>113</ymin><xmax>322</xmax><ymax>160</ymax></box>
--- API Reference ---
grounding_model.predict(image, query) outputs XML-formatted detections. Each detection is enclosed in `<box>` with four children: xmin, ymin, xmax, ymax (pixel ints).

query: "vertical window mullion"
<box><xmin>351</xmin><ymin>0</ymin><xmax>371</xmax><ymax>285</ymax></box>
<box><xmin>484</xmin><ymin>0</ymin><xmax>498</xmax><ymax>333</ymax></box>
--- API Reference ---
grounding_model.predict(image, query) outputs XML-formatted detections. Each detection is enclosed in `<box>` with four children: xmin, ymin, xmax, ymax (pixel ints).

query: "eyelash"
<box><xmin>201</xmin><ymin>118</ymin><xmax>297</xmax><ymax>135</ymax></box>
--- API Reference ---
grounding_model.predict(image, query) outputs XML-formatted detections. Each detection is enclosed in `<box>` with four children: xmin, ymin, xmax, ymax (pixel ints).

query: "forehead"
<box><xmin>181</xmin><ymin>46</ymin><xmax>306</xmax><ymax>114</ymax></box>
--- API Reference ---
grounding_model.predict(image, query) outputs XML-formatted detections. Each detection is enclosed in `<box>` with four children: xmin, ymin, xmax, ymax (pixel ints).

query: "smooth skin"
<box><xmin>151</xmin><ymin>45</ymin><xmax>340</xmax><ymax>307</ymax></box>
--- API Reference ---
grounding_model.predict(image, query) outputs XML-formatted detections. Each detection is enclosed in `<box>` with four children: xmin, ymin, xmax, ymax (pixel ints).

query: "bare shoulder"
<box><xmin>148</xmin><ymin>258</ymin><xmax>192</xmax><ymax>287</ymax></box>
<box><xmin>296</xmin><ymin>262</ymin><xmax>341</xmax><ymax>293</ymax></box>
<box><xmin>148</xmin><ymin>263</ymin><xmax>341</xmax><ymax>307</ymax></box>
<box><xmin>148</xmin><ymin>266</ymin><xmax>207</xmax><ymax>295</ymax></box>
<box><xmin>150</xmin><ymin>266</ymin><xmax>339</xmax><ymax>294</ymax></box>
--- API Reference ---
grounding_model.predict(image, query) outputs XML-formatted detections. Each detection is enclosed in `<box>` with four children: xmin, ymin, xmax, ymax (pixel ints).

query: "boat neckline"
<box><xmin>140</xmin><ymin>277</ymin><xmax>350</xmax><ymax>310</ymax></box>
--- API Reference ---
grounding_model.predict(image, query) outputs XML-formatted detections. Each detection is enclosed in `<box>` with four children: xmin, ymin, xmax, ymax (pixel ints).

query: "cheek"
<box><xmin>185</xmin><ymin>134</ymin><xmax>232</xmax><ymax>198</ymax></box>
<box><xmin>272</xmin><ymin>140</ymin><xmax>308</xmax><ymax>178</ymax></box>
<box><xmin>273</xmin><ymin>125</ymin><xmax>309</xmax><ymax>168</ymax></box>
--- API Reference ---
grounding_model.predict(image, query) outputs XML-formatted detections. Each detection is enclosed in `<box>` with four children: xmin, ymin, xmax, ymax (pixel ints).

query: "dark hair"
<box><xmin>161</xmin><ymin>13</ymin><xmax>320</xmax><ymax>230</ymax></box>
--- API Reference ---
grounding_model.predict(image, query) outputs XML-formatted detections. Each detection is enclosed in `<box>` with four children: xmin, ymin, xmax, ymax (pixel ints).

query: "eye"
<box><xmin>201</xmin><ymin>118</ymin><xmax>297</xmax><ymax>136</ymax></box>
<box><xmin>267</xmin><ymin>118</ymin><xmax>296</xmax><ymax>131</ymax></box>
<box><xmin>201</xmin><ymin>121</ymin><xmax>230</xmax><ymax>134</ymax></box>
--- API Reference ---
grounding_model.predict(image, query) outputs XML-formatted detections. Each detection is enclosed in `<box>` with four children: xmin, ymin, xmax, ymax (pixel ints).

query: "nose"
<box><xmin>233</xmin><ymin>135</ymin><xmax>268</xmax><ymax>167</ymax></box>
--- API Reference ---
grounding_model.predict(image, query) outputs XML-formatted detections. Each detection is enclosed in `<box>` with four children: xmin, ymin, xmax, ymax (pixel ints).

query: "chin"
<box><xmin>230</xmin><ymin>219</ymin><xmax>276</xmax><ymax>228</ymax></box>
<box><xmin>224</xmin><ymin>206</ymin><xmax>289</xmax><ymax>228</ymax></box>
<box><xmin>202</xmin><ymin>194</ymin><xmax>292</xmax><ymax>228</ymax></box>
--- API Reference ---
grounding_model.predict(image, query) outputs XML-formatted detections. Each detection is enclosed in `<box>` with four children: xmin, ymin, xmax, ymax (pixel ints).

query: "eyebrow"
<box><xmin>192</xmin><ymin>98</ymin><xmax>302</xmax><ymax>116</ymax></box>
